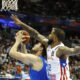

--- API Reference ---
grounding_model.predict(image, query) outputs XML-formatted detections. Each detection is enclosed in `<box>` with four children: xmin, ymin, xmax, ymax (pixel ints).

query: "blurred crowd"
<box><xmin>0</xmin><ymin>23</ymin><xmax>80</xmax><ymax>80</ymax></box>
<box><xmin>18</xmin><ymin>0</ymin><xmax>80</xmax><ymax>18</ymax></box>
<box><xmin>68</xmin><ymin>36</ymin><xmax>80</xmax><ymax>80</ymax></box>
<box><xmin>0</xmin><ymin>40</ymin><xmax>31</xmax><ymax>80</ymax></box>
<box><xmin>0</xmin><ymin>24</ymin><xmax>31</xmax><ymax>80</ymax></box>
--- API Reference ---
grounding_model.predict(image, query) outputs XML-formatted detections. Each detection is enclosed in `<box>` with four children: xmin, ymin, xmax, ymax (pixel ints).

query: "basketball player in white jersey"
<box><xmin>11</xmin><ymin>15</ymin><xmax>80</xmax><ymax>80</ymax></box>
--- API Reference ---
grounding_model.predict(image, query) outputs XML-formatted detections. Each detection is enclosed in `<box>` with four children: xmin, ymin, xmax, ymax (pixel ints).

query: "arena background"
<box><xmin>0</xmin><ymin>0</ymin><xmax>80</xmax><ymax>80</ymax></box>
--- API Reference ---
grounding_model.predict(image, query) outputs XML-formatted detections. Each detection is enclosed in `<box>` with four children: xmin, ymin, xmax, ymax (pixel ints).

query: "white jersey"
<box><xmin>47</xmin><ymin>43</ymin><xmax>72</xmax><ymax>80</ymax></box>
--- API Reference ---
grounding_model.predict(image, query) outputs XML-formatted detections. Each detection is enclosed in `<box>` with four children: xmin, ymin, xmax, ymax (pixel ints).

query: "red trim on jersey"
<box><xmin>66</xmin><ymin>74</ymin><xmax>68</xmax><ymax>80</ymax></box>
<box><xmin>60</xmin><ymin>66</ymin><xmax>68</xmax><ymax>80</ymax></box>
<box><xmin>66</xmin><ymin>67</ymin><xmax>68</xmax><ymax>80</ymax></box>
<box><xmin>60</xmin><ymin>66</ymin><xmax>63</xmax><ymax>80</ymax></box>
<box><xmin>63</xmin><ymin>68</ymin><xmax>66</xmax><ymax>80</ymax></box>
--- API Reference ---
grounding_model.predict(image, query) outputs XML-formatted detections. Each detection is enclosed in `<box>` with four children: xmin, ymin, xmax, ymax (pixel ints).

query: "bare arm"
<box><xmin>57</xmin><ymin>46</ymin><xmax>80</xmax><ymax>57</ymax></box>
<box><xmin>9</xmin><ymin>41</ymin><xmax>40</xmax><ymax>65</ymax></box>
<box><xmin>9</xmin><ymin>32</ymin><xmax>40</xmax><ymax>65</ymax></box>
<box><xmin>20</xmin><ymin>22</ymin><xmax>48</xmax><ymax>47</ymax></box>
<box><xmin>21</xmin><ymin>43</ymin><xmax>28</xmax><ymax>54</ymax></box>
<box><xmin>11</xmin><ymin>15</ymin><xmax>48</xmax><ymax>47</ymax></box>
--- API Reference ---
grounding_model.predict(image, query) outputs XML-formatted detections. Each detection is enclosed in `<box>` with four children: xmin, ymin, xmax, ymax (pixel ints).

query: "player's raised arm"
<box><xmin>57</xmin><ymin>46</ymin><xmax>80</xmax><ymax>57</ymax></box>
<box><xmin>21</xmin><ymin>43</ymin><xmax>28</xmax><ymax>54</ymax></box>
<box><xmin>11</xmin><ymin>14</ymin><xmax>48</xmax><ymax>47</ymax></box>
<box><xmin>9</xmin><ymin>31</ymin><xmax>40</xmax><ymax>65</ymax></box>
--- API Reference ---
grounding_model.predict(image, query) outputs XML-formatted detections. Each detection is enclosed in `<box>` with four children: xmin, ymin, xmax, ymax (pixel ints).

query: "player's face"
<box><xmin>49</xmin><ymin>30</ymin><xmax>55</xmax><ymax>40</ymax></box>
<box><xmin>48</xmin><ymin>29</ymin><xmax>56</xmax><ymax>44</ymax></box>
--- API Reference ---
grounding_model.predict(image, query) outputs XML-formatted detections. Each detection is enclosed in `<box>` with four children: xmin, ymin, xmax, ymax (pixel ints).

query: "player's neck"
<box><xmin>51</xmin><ymin>41</ymin><xmax>61</xmax><ymax>48</ymax></box>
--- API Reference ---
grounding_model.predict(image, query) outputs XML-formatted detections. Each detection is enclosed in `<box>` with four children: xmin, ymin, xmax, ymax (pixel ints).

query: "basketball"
<box><xmin>21</xmin><ymin>30</ymin><xmax>30</xmax><ymax>44</ymax></box>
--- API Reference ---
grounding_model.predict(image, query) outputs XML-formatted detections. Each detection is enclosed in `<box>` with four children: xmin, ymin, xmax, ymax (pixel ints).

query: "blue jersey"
<box><xmin>29</xmin><ymin>56</ymin><xmax>50</xmax><ymax>80</ymax></box>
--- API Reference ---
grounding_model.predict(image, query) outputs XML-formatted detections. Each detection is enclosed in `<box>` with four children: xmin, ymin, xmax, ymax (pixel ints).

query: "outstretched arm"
<box><xmin>11</xmin><ymin>14</ymin><xmax>48</xmax><ymax>47</ymax></box>
<box><xmin>57</xmin><ymin>46</ymin><xmax>80</xmax><ymax>57</ymax></box>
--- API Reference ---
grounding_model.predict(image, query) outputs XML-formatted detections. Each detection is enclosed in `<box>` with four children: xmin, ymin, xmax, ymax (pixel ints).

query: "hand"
<box><xmin>21</xmin><ymin>42</ymin><xmax>26</xmax><ymax>47</ymax></box>
<box><xmin>11</xmin><ymin>14</ymin><xmax>22</xmax><ymax>25</ymax></box>
<box><xmin>15</xmin><ymin>31</ymin><xmax>27</xmax><ymax>44</ymax></box>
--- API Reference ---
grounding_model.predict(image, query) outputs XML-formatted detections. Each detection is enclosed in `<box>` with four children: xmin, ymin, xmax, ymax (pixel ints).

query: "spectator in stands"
<box><xmin>5</xmin><ymin>70</ymin><xmax>13</xmax><ymax>78</ymax></box>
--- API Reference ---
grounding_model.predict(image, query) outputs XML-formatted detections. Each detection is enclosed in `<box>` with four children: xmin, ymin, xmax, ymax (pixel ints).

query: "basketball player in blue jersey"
<box><xmin>11</xmin><ymin>15</ymin><xmax>80</xmax><ymax>80</ymax></box>
<box><xmin>9</xmin><ymin>31</ymin><xmax>50</xmax><ymax>80</ymax></box>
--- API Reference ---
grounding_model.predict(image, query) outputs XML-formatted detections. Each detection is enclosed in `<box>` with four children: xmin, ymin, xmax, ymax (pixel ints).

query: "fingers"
<box><xmin>16</xmin><ymin>31</ymin><xmax>30</xmax><ymax>38</ymax></box>
<box><xmin>15</xmin><ymin>34</ymin><xmax>29</xmax><ymax>40</ymax></box>
<box><xmin>21</xmin><ymin>38</ymin><xmax>26</xmax><ymax>42</ymax></box>
<box><xmin>11</xmin><ymin>14</ymin><xmax>18</xmax><ymax>19</ymax></box>
<box><xmin>11</xmin><ymin>14</ymin><xmax>17</xmax><ymax>18</ymax></box>
<box><xmin>15</xmin><ymin>33</ymin><xmax>19</xmax><ymax>37</ymax></box>
<box><xmin>15</xmin><ymin>30</ymin><xmax>30</xmax><ymax>43</ymax></box>
<box><xmin>11</xmin><ymin>14</ymin><xmax>15</xmax><ymax>19</ymax></box>
<box><xmin>23</xmin><ymin>35</ymin><xmax>30</xmax><ymax>38</ymax></box>
<box><xmin>16</xmin><ymin>30</ymin><xmax>23</xmax><ymax>35</ymax></box>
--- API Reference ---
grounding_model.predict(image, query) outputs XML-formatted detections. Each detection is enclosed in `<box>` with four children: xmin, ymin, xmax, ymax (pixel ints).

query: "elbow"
<box><xmin>9</xmin><ymin>50</ymin><xmax>13</xmax><ymax>56</ymax></box>
<box><xmin>9</xmin><ymin>50</ymin><xmax>15</xmax><ymax>57</ymax></box>
<box><xmin>71</xmin><ymin>49</ymin><xmax>76</xmax><ymax>55</ymax></box>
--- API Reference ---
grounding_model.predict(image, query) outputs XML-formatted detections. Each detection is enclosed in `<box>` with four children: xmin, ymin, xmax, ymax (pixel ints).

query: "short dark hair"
<box><xmin>52</xmin><ymin>28</ymin><xmax>65</xmax><ymax>41</ymax></box>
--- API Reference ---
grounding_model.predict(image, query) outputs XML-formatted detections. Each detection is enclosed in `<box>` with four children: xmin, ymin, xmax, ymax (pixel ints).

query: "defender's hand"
<box><xmin>11</xmin><ymin>14</ymin><xmax>22</xmax><ymax>25</ymax></box>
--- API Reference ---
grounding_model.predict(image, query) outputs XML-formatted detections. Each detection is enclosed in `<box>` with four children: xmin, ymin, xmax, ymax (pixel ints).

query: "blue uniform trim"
<box><xmin>60</xmin><ymin>59</ymin><xmax>67</xmax><ymax>68</ymax></box>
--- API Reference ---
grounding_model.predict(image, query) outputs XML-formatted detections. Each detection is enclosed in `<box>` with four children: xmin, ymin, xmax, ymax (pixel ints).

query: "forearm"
<box><xmin>9</xmin><ymin>42</ymin><xmax>31</xmax><ymax>64</ymax></box>
<box><xmin>9</xmin><ymin>42</ymin><xmax>39</xmax><ymax>65</ymax></box>
<box><xmin>21</xmin><ymin>44</ymin><xmax>28</xmax><ymax>54</ymax></box>
<box><xmin>20</xmin><ymin>22</ymin><xmax>39</xmax><ymax>38</ymax></box>
<box><xmin>60</xmin><ymin>46</ymin><xmax>80</xmax><ymax>56</ymax></box>
<box><xmin>73</xmin><ymin>46</ymin><xmax>80</xmax><ymax>55</ymax></box>
<box><xmin>9</xmin><ymin>42</ymin><xmax>20</xmax><ymax>56</ymax></box>
<box><xmin>19</xmin><ymin>22</ymin><xmax>48</xmax><ymax>46</ymax></box>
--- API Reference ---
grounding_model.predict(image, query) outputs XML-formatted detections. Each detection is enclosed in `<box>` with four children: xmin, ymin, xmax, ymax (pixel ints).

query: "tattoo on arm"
<box><xmin>58</xmin><ymin>46</ymin><xmax>80</xmax><ymax>56</ymax></box>
<box><xmin>20</xmin><ymin>22</ymin><xmax>48</xmax><ymax>46</ymax></box>
<box><xmin>20</xmin><ymin>23</ymin><xmax>39</xmax><ymax>38</ymax></box>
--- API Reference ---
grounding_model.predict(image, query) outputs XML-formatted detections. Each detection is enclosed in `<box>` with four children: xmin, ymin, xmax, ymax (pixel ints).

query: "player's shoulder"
<box><xmin>56</xmin><ymin>46</ymin><xmax>68</xmax><ymax>57</ymax></box>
